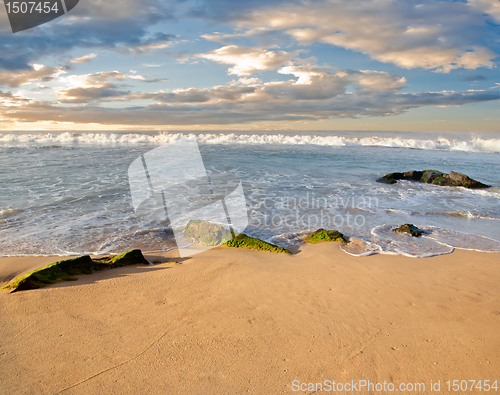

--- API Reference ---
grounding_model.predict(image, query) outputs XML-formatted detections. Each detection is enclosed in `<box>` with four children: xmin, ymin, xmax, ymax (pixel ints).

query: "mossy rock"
<box><xmin>2</xmin><ymin>249</ymin><xmax>149</xmax><ymax>293</ymax></box>
<box><xmin>376</xmin><ymin>172</ymin><xmax>402</xmax><ymax>184</ymax></box>
<box><xmin>184</xmin><ymin>220</ymin><xmax>233</xmax><ymax>247</ymax></box>
<box><xmin>304</xmin><ymin>229</ymin><xmax>348</xmax><ymax>244</ymax></box>
<box><xmin>224</xmin><ymin>234</ymin><xmax>291</xmax><ymax>254</ymax></box>
<box><xmin>98</xmin><ymin>249</ymin><xmax>149</xmax><ymax>267</ymax></box>
<box><xmin>377</xmin><ymin>170</ymin><xmax>489</xmax><ymax>189</ymax></box>
<box><xmin>393</xmin><ymin>224</ymin><xmax>424</xmax><ymax>237</ymax></box>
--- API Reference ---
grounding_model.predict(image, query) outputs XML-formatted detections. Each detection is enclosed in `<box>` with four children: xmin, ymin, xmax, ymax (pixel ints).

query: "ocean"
<box><xmin>1</xmin><ymin>130</ymin><xmax>499</xmax><ymax>257</ymax></box>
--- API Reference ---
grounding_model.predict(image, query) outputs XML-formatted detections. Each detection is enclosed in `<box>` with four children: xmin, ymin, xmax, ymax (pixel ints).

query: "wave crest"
<box><xmin>0</xmin><ymin>132</ymin><xmax>499</xmax><ymax>153</ymax></box>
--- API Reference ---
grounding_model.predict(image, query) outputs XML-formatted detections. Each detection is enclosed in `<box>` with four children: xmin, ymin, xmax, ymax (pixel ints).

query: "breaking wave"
<box><xmin>1</xmin><ymin>132</ymin><xmax>500</xmax><ymax>153</ymax></box>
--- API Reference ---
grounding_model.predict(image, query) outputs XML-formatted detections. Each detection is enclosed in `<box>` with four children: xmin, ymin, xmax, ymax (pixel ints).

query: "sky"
<box><xmin>0</xmin><ymin>0</ymin><xmax>499</xmax><ymax>132</ymax></box>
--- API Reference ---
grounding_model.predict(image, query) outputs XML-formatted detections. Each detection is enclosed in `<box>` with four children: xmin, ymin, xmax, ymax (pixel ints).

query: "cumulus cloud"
<box><xmin>0</xmin><ymin>0</ymin><xmax>177</xmax><ymax>71</ymax></box>
<box><xmin>0</xmin><ymin>64</ymin><xmax>64</xmax><ymax>87</ymax></box>
<box><xmin>467</xmin><ymin>0</ymin><xmax>500</xmax><ymax>23</ymax></box>
<box><xmin>4</xmin><ymin>65</ymin><xmax>497</xmax><ymax>125</ymax></box>
<box><xmin>67</xmin><ymin>0</ymin><xmax>174</xmax><ymax>19</ymax></box>
<box><xmin>235</xmin><ymin>77</ymin><xmax>262</xmax><ymax>85</ymax></box>
<box><xmin>125</xmin><ymin>66</ymin><xmax>405</xmax><ymax>104</ymax></box>
<box><xmin>75</xmin><ymin>71</ymin><xmax>164</xmax><ymax>83</ymax></box>
<box><xmin>1</xmin><ymin>0</ymin><xmax>497</xmax><ymax>128</ymax></box>
<box><xmin>222</xmin><ymin>0</ymin><xmax>498</xmax><ymax>72</ymax></box>
<box><xmin>4</xmin><ymin>87</ymin><xmax>497</xmax><ymax>126</ymax></box>
<box><xmin>69</xmin><ymin>53</ymin><xmax>97</xmax><ymax>64</ymax></box>
<box><xmin>198</xmin><ymin>45</ymin><xmax>304</xmax><ymax>75</ymax></box>
<box><xmin>55</xmin><ymin>71</ymin><xmax>164</xmax><ymax>103</ymax></box>
<box><xmin>0</xmin><ymin>90</ymin><xmax>32</xmax><ymax>107</ymax></box>
<box><xmin>129</xmin><ymin>85</ymin><xmax>256</xmax><ymax>103</ymax></box>
<box><xmin>59</xmin><ymin>84</ymin><xmax>131</xmax><ymax>103</ymax></box>
<box><xmin>187</xmin><ymin>0</ymin><xmax>300</xmax><ymax>22</ymax></box>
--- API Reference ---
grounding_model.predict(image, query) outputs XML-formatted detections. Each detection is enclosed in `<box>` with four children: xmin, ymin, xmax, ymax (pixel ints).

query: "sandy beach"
<box><xmin>1</xmin><ymin>245</ymin><xmax>499</xmax><ymax>394</ymax></box>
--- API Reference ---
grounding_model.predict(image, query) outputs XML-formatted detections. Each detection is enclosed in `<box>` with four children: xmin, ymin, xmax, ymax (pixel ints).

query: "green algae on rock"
<box><xmin>304</xmin><ymin>229</ymin><xmax>348</xmax><ymax>245</ymax></box>
<box><xmin>393</xmin><ymin>224</ymin><xmax>425</xmax><ymax>237</ymax></box>
<box><xmin>225</xmin><ymin>234</ymin><xmax>292</xmax><ymax>254</ymax></box>
<box><xmin>184</xmin><ymin>220</ymin><xmax>233</xmax><ymax>247</ymax></box>
<box><xmin>376</xmin><ymin>170</ymin><xmax>489</xmax><ymax>189</ymax></box>
<box><xmin>2</xmin><ymin>249</ymin><xmax>149</xmax><ymax>293</ymax></box>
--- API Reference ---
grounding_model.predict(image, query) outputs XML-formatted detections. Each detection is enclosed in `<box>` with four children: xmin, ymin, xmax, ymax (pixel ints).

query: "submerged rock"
<box><xmin>376</xmin><ymin>170</ymin><xmax>489</xmax><ymax>189</ymax></box>
<box><xmin>304</xmin><ymin>229</ymin><xmax>348</xmax><ymax>244</ymax></box>
<box><xmin>393</xmin><ymin>224</ymin><xmax>425</xmax><ymax>237</ymax></box>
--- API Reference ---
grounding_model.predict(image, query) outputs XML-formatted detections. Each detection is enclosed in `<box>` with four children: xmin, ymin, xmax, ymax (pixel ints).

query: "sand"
<box><xmin>0</xmin><ymin>245</ymin><xmax>499</xmax><ymax>394</ymax></box>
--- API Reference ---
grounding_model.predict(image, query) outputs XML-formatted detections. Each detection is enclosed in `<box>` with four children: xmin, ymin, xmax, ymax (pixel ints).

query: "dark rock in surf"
<box><xmin>393</xmin><ymin>224</ymin><xmax>425</xmax><ymax>237</ymax></box>
<box><xmin>376</xmin><ymin>170</ymin><xmax>489</xmax><ymax>189</ymax></box>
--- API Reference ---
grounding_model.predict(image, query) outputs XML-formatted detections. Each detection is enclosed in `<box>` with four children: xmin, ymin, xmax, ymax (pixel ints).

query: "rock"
<box><xmin>393</xmin><ymin>224</ymin><xmax>425</xmax><ymax>237</ymax></box>
<box><xmin>225</xmin><ymin>234</ymin><xmax>292</xmax><ymax>254</ymax></box>
<box><xmin>101</xmin><ymin>249</ymin><xmax>150</xmax><ymax>267</ymax></box>
<box><xmin>449</xmin><ymin>171</ymin><xmax>465</xmax><ymax>183</ymax></box>
<box><xmin>304</xmin><ymin>229</ymin><xmax>348</xmax><ymax>244</ymax></box>
<box><xmin>3</xmin><ymin>249</ymin><xmax>150</xmax><ymax>292</ymax></box>
<box><xmin>420</xmin><ymin>170</ymin><xmax>442</xmax><ymax>184</ymax></box>
<box><xmin>184</xmin><ymin>220</ymin><xmax>233</xmax><ymax>246</ymax></box>
<box><xmin>376</xmin><ymin>170</ymin><xmax>489</xmax><ymax>189</ymax></box>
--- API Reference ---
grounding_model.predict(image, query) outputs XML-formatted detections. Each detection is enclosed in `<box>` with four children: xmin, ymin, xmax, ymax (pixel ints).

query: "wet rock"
<box><xmin>184</xmin><ymin>220</ymin><xmax>233</xmax><ymax>247</ymax></box>
<box><xmin>225</xmin><ymin>234</ymin><xmax>291</xmax><ymax>254</ymax></box>
<box><xmin>3</xmin><ymin>249</ymin><xmax>150</xmax><ymax>292</ymax></box>
<box><xmin>393</xmin><ymin>224</ymin><xmax>425</xmax><ymax>237</ymax></box>
<box><xmin>377</xmin><ymin>170</ymin><xmax>489</xmax><ymax>189</ymax></box>
<box><xmin>304</xmin><ymin>229</ymin><xmax>348</xmax><ymax>244</ymax></box>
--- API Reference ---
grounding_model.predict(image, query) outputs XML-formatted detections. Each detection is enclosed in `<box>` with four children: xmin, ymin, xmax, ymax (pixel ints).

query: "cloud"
<box><xmin>0</xmin><ymin>64</ymin><xmax>64</xmax><ymax>87</ymax></box>
<box><xmin>4</xmin><ymin>66</ymin><xmax>497</xmax><ymax>125</ymax></box>
<box><xmin>278</xmin><ymin>66</ymin><xmax>407</xmax><ymax>92</ymax></box>
<box><xmin>128</xmin><ymin>66</ymin><xmax>404</xmax><ymax>104</ymax></box>
<box><xmin>0</xmin><ymin>90</ymin><xmax>32</xmax><ymax>107</ymax></box>
<box><xmin>467</xmin><ymin>0</ymin><xmax>500</xmax><ymax>23</ymax></box>
<box><xmin>55</xmin><ymin>71</ymin><xmax>164</xmax><ymax>103</ymax></box>
<box><xmin>186</xmin><ymin>0</ymin><xmax>300</xmax><ymax>22</ymax></box>
<box><xmin>59</xmin><ymin>84</ymin><xmax>131</xmax><ymax>103</ymax></box>
<box><xmin>216</xmin><ymin>0</ymin><xmax>498</xmax><ymax>72</ymax></box>
<box><xmin>69</xmin><ymin>53</ymin><xmax>97</xmax><ymax>64</ymax></box>
<box><xmin>129</xmin><ymin>85</ymin><xmax>256</xmax><ymax>103</ymax></box>
<box><xmin>118</xmin><ymin>33</ymin><xmax>175</xmax><ymax>55</ymax></box>
<box><xmin>76</xmin><ymin>71</ymin><xmax>164</xmax><ymax>83</ymax></box>
<box><xmin>5</xmin><ymin>88</ymin><xmax>497</xmax><ymax>126</ymax></box>
<box><xmin>462</xmin><ymin>74</ymin><xmax>487</xmax><ymax>81</ymax></box>
<box><xmin>235</xmin><ymin>77</ymin><xmax>262</xmax><ymax>85</ymax></box>
<box><xmin>198</xmin><ymin>45</ymin><xmax>305</xmax><ymax>75</ymax></box>
<box><xmin>0</xmin><ymin>0</ymin><xmax>177</xmax><ymax>71</ymax></box>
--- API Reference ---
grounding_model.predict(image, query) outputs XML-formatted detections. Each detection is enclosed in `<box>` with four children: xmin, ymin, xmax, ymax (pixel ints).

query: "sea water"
<box><xmin>0</xmin><ymin>130</ymin><xmax>499</xmax><ymax>257</ymax></box>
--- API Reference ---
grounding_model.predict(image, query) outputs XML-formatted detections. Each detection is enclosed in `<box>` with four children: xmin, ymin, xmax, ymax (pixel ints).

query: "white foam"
<box><xmin>424</xmin><ymin>227</ymin><xmax>500</xmax><ymax>252</ymax></box>
<box><xmin>1</xmin><ymin>132</ymin><xmax>500</xmax><ymax>153</ymax></box>
<box><xmin>340</xmin><ymin>238</ymin><xmax>382</xmax><ymax>256</ymax></box>
<box><xmin>371</xmin><ymin>224</ymin><xmax>455</xmax><ymax>257</ymax></box>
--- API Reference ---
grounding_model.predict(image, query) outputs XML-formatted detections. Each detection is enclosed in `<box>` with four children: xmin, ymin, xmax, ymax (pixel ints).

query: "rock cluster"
<box><xmin>376</xmin><ymin>170</ymin><xmax>489</xmax><ymax>189</ymax></box>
